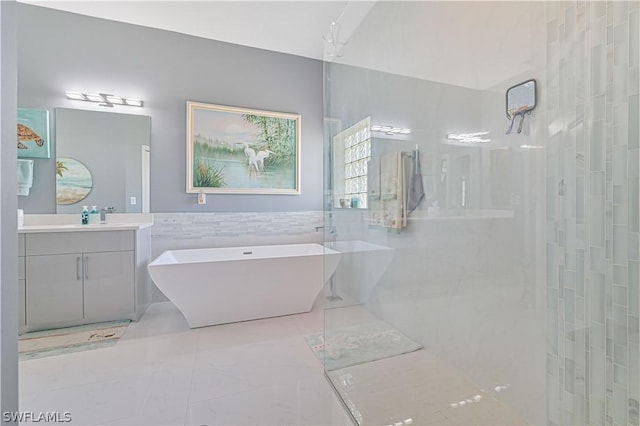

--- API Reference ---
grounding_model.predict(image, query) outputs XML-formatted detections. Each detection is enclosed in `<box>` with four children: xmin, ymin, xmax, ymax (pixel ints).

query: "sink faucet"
<box><xmin>100</xmin><ymin>207</ymin><xmax>115</xmax><ymax>223</ymax></box>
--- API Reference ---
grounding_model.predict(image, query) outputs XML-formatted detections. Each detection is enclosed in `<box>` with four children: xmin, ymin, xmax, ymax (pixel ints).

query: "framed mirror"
<box><xmin>55</xmin><ymin>108</ymin><xmax>151</xmax><ymax>213</ymax></box>
<box><xmin>506</xmin><ymin>79</ymin><xmax>536</xmax><ymax>119</ymax></box>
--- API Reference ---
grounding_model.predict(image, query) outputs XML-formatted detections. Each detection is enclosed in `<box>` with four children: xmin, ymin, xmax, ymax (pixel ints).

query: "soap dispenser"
<box><xmin>89</xmin><ymin>206</ymin><xmax>98</xmax><ymax>224</ymax></box>
<box><xmin>81</xmin><ymin>205</ymin><xmax>89</xmax><ymax>225</ymax></box>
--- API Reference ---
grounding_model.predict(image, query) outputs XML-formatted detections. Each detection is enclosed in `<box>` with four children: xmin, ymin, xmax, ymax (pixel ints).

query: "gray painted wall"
<box><xmin>1</xmin><ymin>0</ymin><xmax>20</xmax><ymax>422</ymax></box>
<box><xmin>17</xmin><ymin>4</ymin><xmax>323</xmax><ymax>214</ymax></box>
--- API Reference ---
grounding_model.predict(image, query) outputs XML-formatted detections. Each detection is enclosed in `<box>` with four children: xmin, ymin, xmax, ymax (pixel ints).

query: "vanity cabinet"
<box><xmin>26</xmin><ymin>253</ymin><xmax>85</xmax><ymax>324</ymax></box>
<box><xmin>22</xmin><ymin>229</ymin><xmax>148</xmax><ymax>332</ymax></box>
<box><xmin>82</xmin><ymin>251</ymin><xmax>134</xmax><ymax>321</ymax></box>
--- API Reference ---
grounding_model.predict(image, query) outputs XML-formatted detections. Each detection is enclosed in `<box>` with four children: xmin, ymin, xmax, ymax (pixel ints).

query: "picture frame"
<box><xmin>186</xmin><ymin>101</ymin><xmax>301</xmax><ymax>194</ymax></box>
<box><xmin>17</xmin><ymin>108</ymin><xmax>51</xmax><ymax>159</ymax></box>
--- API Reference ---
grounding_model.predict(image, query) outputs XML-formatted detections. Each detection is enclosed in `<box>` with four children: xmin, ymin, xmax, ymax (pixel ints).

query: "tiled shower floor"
<box><xmin>327</xmin><ymin>350</ymin><xmax>527</xmax><ymax>426</ymax></box>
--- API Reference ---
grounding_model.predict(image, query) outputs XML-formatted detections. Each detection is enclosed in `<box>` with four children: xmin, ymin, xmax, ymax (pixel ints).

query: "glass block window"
<box><xmin>333</xmin><ymin>117</ymin><xmax>371</xmax><ymax>208</ymax></box>
<box><xmin>344</xmin><ymin>127</ymin><xmax>371</xmax><ymax>208</ymax></box>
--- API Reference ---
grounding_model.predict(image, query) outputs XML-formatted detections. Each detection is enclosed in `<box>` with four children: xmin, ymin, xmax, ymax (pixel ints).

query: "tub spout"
<box><xmin>315</xmin><ymin>226</ymin><xmax>337</xmax><ymax>234</ymax></box>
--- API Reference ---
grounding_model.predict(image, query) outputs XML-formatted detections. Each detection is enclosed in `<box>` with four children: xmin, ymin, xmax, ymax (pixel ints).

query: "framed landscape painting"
<box><xmin>17</xmin><ymin>108</ymin><xmax>50</xmax><ymax>159</ymax></box>
<box><xmin>186</xmin><ymin>101</ymin><xmax>301</xmax><ymax>194</ymax></box>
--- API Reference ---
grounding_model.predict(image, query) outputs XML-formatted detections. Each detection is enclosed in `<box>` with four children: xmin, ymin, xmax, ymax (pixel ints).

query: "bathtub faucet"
<box><xmin>314</xmin><ymin>226</ymin><xmax>336</xmax><ymax>234</ymax></box>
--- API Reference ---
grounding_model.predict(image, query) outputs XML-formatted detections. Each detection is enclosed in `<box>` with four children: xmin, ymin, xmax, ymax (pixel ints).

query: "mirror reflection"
<box><xmin>55</xmin><ymin>108</ymin><xmax>151</xmax><ymax>213</ymax></box>
<box><xmin>506</xmin><ymin>79</ymin><xmax>536</xmax><ymax>119</ymax></box>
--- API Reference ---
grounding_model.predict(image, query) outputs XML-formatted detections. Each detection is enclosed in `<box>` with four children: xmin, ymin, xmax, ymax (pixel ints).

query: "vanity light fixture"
<box><xmin>371</xmin><ymin>125</ymin><xmax>411</xmax><ymax>135</ymax></box>
<box><xmin>65</xmin><ymin>91</ymin><xmax>144</xmax><ymax>108</ymax></box>
<box><xmin>446</xmin><ymin>131</ymin><xmax>491</xmax><ymax>144</ymax></box>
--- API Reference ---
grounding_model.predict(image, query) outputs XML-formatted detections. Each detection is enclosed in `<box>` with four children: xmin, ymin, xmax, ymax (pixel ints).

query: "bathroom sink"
<box><xmin>19</xmin><ymin>213</ymin><xmax>154</xmax><ymax>233</ymax></box>
<box><xmin>19</xmin><ymin>222</ymin><xmax>152</xmax><ymax>233</ymax></box>
<box><xmin>23</xmin><ymin>223</ymin><xmax>125</xmax><ymax>229</ymax></box>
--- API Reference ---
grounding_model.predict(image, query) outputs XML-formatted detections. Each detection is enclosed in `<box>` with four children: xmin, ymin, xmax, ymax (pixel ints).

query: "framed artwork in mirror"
<box><xmin>56</xmin><ymin>157</ymin><xmax>93</xmax><ymax>205</ymax></box>
<box><xmin>17</xmin><ymin>108</ymin><xmax>50</xmax><ymax>159</ymax></box>
<box><xmin>186</xmin><ymin>101</ymin><xmax>301</xmax><ymax>194</ymax></box>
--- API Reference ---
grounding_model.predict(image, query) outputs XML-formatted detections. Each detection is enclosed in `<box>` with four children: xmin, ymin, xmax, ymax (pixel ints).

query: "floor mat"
<box><xmin>19</xmin><ymin>320</ymin><xmax>130</xmax><ymax>360</ymax></box>
<box><xmin>305</xmin><ymin>321</ymin><xmax>423</xmax><ymax>370</ymax></box>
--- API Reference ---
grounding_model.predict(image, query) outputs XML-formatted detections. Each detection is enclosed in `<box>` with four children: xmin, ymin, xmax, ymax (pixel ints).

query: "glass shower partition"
<box><xmin>322</xmin><ymin>1</ymin><xmax>640</xmax><ymax>425</ymax></box>
<box><xmin>319</xmin><ymin>1</ymin><xmax>640</xmax><ymax>425</ymax></box>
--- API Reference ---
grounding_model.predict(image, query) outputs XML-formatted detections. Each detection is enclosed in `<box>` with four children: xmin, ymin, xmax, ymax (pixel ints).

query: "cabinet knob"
<box><xmin>76</xmin><ymin>256</ymin><xmax>81</xmax><ymax>280</ymax></box>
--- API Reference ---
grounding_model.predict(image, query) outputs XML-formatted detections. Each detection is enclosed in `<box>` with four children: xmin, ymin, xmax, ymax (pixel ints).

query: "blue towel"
<box><xmin>17</xmin><ymin>159</ymin><xmax>33</xmax><ymax>196</ymax></box>
<box><xmin>407</xmin><ymin>154</ymin><xmax>424</xmax><ymax>214</ymax></box>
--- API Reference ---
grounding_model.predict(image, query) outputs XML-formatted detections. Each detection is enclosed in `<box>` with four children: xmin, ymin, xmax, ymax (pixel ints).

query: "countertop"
<box><xmin>19</xmin><ymin>213</ymin><xmax>154</xmax><ymax>234</ymax></box>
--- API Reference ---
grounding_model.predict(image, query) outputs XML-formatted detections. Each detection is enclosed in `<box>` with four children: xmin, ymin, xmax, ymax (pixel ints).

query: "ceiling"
<box><xmin>20</xmin><ymin>0</ymin><xmax>376</xmax><ymax>61</ymax></box>
<box><xmin>19</xmin><ymin>1</ymin><xmax>544</xmax><ymax>90</ymax></box>
<box><xmin>335</xmin><ymin>1</ymin><xmax>545</xmax><ymax>90</ymax></box>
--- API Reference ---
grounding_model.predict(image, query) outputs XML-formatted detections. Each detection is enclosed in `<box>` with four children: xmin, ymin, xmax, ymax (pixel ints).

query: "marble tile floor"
<box><xmin>323</xmin><ymin>305</ymin><xmax>529</xmax><ymax>425</ymax></box>
<box><xmin>20</xmin><ymin>300</ymin><xmax>530</xmax><ymax>426</ymax></box>
<box><xmin>327</xmin><ymin>351</ymin><xmax>528</xmax><ymax>426</ymax></box>
<box><xmin>19</xmin><ymin>301</ymin><xmax>354</xmax><ymax>426</ymax></box>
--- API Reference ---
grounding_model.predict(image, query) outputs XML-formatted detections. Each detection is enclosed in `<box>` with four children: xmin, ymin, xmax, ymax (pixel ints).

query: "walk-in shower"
<box><xmin>322</xmin><ymin>1</ymin><xmax>639</xmax><ymax>424</ymax></box>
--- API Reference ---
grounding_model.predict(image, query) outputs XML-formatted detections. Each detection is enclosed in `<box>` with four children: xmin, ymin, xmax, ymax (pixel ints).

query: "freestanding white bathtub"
<box><xmin>148</xmin><ymin>243</ymin><xmax>341</xmax><ymax>328</ymax></box>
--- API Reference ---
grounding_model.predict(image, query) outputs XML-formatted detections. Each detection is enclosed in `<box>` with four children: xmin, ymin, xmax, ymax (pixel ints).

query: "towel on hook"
<box><xmin>380</xmin><ymin>153</ymin><xmax>399</xmax><ymax>200</ymax></box>
<box><xmin>367</xmin><ymin>157</ymin><xmax>383</xmax><ymax>226</ymax></box>
<box><xmin>17</xmin><ymin>159</ymin><xmax>34</xmax><ymax>196</ymax></box>
<box><xmin>381</xmin><ymin>152</ymin><xmax>407</xmax><ymax>229</ymax></box>
<box><xmin>407</xmin><ymin>153</ymin><xmax>425</xmax><ymax>214</ymax></box>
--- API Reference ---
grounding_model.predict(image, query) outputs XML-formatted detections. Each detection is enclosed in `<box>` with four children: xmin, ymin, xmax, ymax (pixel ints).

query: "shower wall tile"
<box><xmin>547</xmin><ymin>1</ymin><xmax>639</xmax><ymax>424</ymax></box>
<box><xmin>629</xmin><ymin>150</ymin><xmax>640</xmax><ymax>177</ymax></box>
<box><xmin>632</xmin><ymin>67</ymin><xmax>640</xmax><ymax>96</ymax></box>
<box><xmin>630</xmin><ymin>95</ymin><xmax>639</xmax><ymax>148</ymax></box>
<box><xmin>630</xmin><ymin>12</ymin><xmax>639</xmax><ymax>66</ymax></box>
<box><xmin>629</xmin><ymin>261</ymin><xmax>639</xmax><ymax>316</ymax></box>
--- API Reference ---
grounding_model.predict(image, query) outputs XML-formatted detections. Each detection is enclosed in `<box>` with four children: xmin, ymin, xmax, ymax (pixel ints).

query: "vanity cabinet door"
<box><xmin>83</xmin><ymin>251</ymin><xmax>135</xmax><ymax>322</ymax></box>
<box><xmin>25</xmin><ymin>254</ymin><xmax>84</xmax><ymax>325</ymax></box>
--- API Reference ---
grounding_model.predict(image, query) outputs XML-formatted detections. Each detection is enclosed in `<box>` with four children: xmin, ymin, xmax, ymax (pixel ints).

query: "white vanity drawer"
<box><xmin>26</xmin><ymin>231</ymin><xmax>134</xmax><ymax>255</ymax></box>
